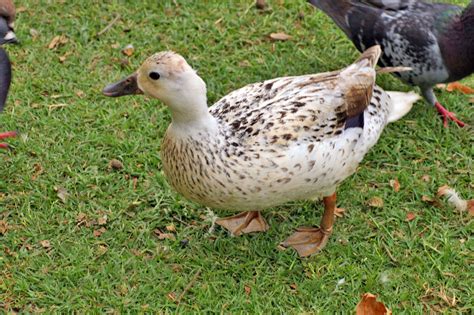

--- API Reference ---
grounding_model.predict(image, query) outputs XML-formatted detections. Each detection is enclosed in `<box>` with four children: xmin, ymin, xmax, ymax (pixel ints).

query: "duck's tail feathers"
<box><xmin>354</xmin><ymin>45</ymin><xmax>381</xmax><ymax>69</ymax></box>
<box><xmin>308</xmin><ymin>0</ymin><xmax>353</xmax><ymax>37</ymax></box>
<box><xmin>386</xmin><ymin>91</ymin><xmax>421</xmax><ymax>123</ymax></box>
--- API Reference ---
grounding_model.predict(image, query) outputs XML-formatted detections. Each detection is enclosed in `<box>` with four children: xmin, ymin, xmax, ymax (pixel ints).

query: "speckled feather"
<box><xmin>159</xmin><ymin>47</ymin><xmax>417</xmax><ymax>211</ymax></box>
<box><xmin>309</xmin><ymin>0</ymin><xmax>474</xmax><ymax>105</ymax></box>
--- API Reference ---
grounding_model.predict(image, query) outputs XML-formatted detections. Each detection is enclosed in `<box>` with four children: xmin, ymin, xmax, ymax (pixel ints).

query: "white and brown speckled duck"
<box><xmin>103</xmin><ymin>46</ymin><xmax>420</xmax><ymax>257</ymax></box>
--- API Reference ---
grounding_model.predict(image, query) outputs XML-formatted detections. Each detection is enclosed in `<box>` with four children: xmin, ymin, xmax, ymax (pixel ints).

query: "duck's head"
<box><xmin>103</xmin><ymin>51</ymin><xmax>208</xmax><ymax>121</ymax></box>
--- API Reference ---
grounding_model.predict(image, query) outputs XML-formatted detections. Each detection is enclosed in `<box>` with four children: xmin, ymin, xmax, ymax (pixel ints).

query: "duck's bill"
<box><xmin>0</xmin><ymin>131</ymin><xmax>17</xmax><ymax>150</ymax></box>
<box><xmin>102</xmin><ymin>73</ymin><xmax>143</xmax><ymax>97</ymax></box>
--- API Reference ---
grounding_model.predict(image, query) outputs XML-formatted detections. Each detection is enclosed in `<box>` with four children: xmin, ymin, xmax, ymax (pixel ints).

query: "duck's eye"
<box><xmin>149</xmin><ymin>72</ymin><xmax>160</xmax><ymax>80</ymax></box>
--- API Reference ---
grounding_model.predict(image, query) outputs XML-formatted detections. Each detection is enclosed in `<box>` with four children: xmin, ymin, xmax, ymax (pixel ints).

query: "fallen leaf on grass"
<box><xmin>445</xmin><ymin>82</ymin><xmax>474</xmax><ymax>94</ymax></box>
<box><xmin>39</xmin><ymin>240</ymin><xmax>51</xmax><ymax>249</ymax></box>
<box><xmin>356</xmin><ymin>293</ymin><xmax>392</xmax><ymax>315</ymax></box>
<box><xmin>269</xmin><ymin>32</ymin><xmax>292</xmax><ymax>41</ymax></box>
<box><xmin>406</xmin><ymin>212</ymin><xmax>416</xmax><ymax>221</ymax></box>
<box><xmin>289</xmin><ymin>283</ymin><xmax>298</xmax><ymax>291</ymax></box>
<box><xmin>31</xmin><ymin>163</ymin><xmax>43</xmax><ymax>180</ymax></box>
<box><xmin>17</xmin><ymin>6</ymin><xmax>27</xmax><ymax>13</ymax></box>
<box><xmin>0</xmin><ymin>220</ymin><xmax>9</xmax><ymax>235</ymax></box>
<box><xmin>48</xmin><ymin>35</ymin><xmax>68</xmax><ymax>49</ymax></box>
<box><xmin>109</xmin><ymin>159</ymin><xmax>124</xmax><ymax>170</ymax></box>
<box><xmin>59</xmin><ymin>52</ymin><xmax>72</xmax><ymax>63</ymax></box>
<box><xmin>55</xmin><ymin>186</ymin><xmax>69</xmax><ymax>203</ymax></box>
<box><xmin>421</xmin><ymin>195</ymin><xmax>442</xmax><ymax>208</ymax></box>
<box><xmin>122</xmin><ymin>44</ymin><xmax>135</xmax><ymax>56</ymax></box>
<box><xmin>244</xmin><ymin>285</ymin><xmax>251</xmax><ymax>295</ymax></box>
<box><xmin>421</xmin><ymin>175</ymin><xmax>431</xmax><ymax>182</ymax></box>
<box><xmin>166</xmin><ymin>224</ymin><xmax>176</xmax><ymax>232</ymax></box>
<box><xmin>154</xmin><ymin>228</ymin><xmax>176</xmax><ymax>240</ymax></box>
<box><xmin>93</xmin><ymin>227</ymin><xmax>107</xmax><ymax>237</ymax></box>
<box><xmin>469</xmin><ymin>97</ymin><xmax>474</xmax><ymax>103</ymax></box>
<box><xmin>389</xmin><ymin>179</ymin><xmax>400</xmax><ymax>192</ymax></box>
<box><xmin>437</xmin><ymin>185</ymin><xmax>474</xmax><ymax>215</ymax></box>
<box><xmin>75</xmin><ymin>90</ymin><xmax>85</xmax><ymax>98</ymax></box>
<box><xmin>368</xmin><ymin>197</ymin><xmax>384</xmax><ymax>208</ymax></box>
<box><xmin>256</xmin><ymin>0</ymin><xmax>267</xmax><ymax>10</ymax></box>
<box><xmin>97</xmin><ymin>215</ymin><xmax>108</xmax><ymax>226</ymax></box>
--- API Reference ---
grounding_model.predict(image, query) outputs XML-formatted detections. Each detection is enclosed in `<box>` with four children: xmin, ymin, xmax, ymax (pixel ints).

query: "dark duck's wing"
<box><xmin>308</xmin><ymin>0</ymin><xmax>473</xmax><ymax>128</ymax></box>
<box><xmin>0</xmin><ymin>47</ymin><xmax>15</xmax><ymax>149</ymax></box>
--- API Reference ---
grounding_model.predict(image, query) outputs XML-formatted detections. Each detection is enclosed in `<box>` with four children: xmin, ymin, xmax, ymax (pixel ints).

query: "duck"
<box><xmin>102</xmin><ymin>45</ymin><xmax>420</xmax><ymax>257</ymax></box>
<box><xmin>0</xmin><ymin>0</ymin><xmax>16</xmax><ymax>149</ymax></box>
<box><xmin>0</xmin><ymin>0</ymin><xmax>17</xmax><ymax>45</ymax></box>
<box><xmin>308</xmin><ymin>0</ymin><xmax>474</xmax><ymax>128</ymax></box>
<box><xmin>0</xmin><ymin>46</ymin><xmax>15</xmax><ymax>149</ymax></box>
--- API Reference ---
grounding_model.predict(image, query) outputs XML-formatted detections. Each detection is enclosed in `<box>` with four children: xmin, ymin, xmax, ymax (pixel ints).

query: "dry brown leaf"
<box><xmin>290</xmin><ymin>283</ymin><xmax>298</xmax><ymax>290</ymax></box>
<box><xmin>256</xmin><ymin>0</ymin><xmax>267</xmax><ymax>10</ymax></box>
<box><xmin>31</xmin><ymin>163</ymin><xmax>43</xmax><ymax>181</ymax></box>
<box><xmin>389</xmin><ymin>179</ymin><xmax>400</xmax><ymax>192</ymax></box>
<box><xmin>368</xmin><ymin>197</ymin><xmax>384</xmax><ymax>208</ymax></box>
<box><xmin>97</xmin><ymin>245</ymin><xmax>108</xmax><ymax>256</ymax></box>
<box><xmin>269</xmin><ymin>32</ymin><xmax>292</xmax><ymax>41</ymax></box>
<box><xmin>421</xmin><ymin>175</ymin><xmax>431</xmax><ymax>182</ymax></box>
<box><xmin>48</xmin><ymin>35</ymin><xmax>68</xmax><ymax>49</ymax></box>
<box><xmin>469</xmin><ymin>97</ymin><xmax>474</xmax><ymax>104</ymax></box>
<box><xmin>122</xmin><ymin>44</ymin><xmax>135</xmax><ymax>56</ymax></box>
<box><xmin>154</xmin><ymin>229</ymin><xmax>176</xmax><ymax>240</ymax></box>
<box><xmin>17</xmin><ymin>6</ymin><xmax>27</xmax><ymax>13</ymax></box>
<box><xmin>76</xmin><ymin>212</ymin><xmax>87</xmax><ymax>226</ymax></box>
<box><xmin>446</xmin><ymin>82</ymin><xmax>474</xmax><ymax>94</ymax></box>
<box><xmin>166</xmin><ymin>224</ymin><xmax>176</xmax><ymax>232</ymax></box>
<box><xmin>39</xmin><ymin>240</ymin><xmax>51</xmax><ymax>249</ymax></box>
<box><xmin>406</xmin><ymin>212</ymin><xmax>416</xmax><ymax>221</ymax></box>
<box><xmin>93</xmin><ymin>227</ymin><xmax>107</xmax><ymax>237</ymax></box>
<box><xmin>59</xmin><ymin>52</ymin><xmax>72</xmax><ymax>63</ymax></box>
<box><xmin>97</xmin><ymin>215</ymin><xmax>108</xmax><ymax>226</ymax></box>
<box><xmin>109</xmin><ymin>159</ymin><xmax>124</xmax><ymax>170</ymax></box>
<box><xmin>55</xmin><ymin>186</ymin><xmax>69</xmax><ymax>203</ymax></box>
<box><xmin>0</xmin><ymin>220</ymin><xmax>8</xmax><ymax>235</ymax></box>
<box><xmin>356</xmin><ymin>293</ymin><xmax>392</xmax><ymax>315</ymax></box>
<box><xmin>75</xmin><ymin>90</ymin><xmax>85</xmax><ymax>98</ymax></box>
<box><xmin>244</xmin><ymin>285</ymin><xmax>251</xmax><ymax>295</ymax></box>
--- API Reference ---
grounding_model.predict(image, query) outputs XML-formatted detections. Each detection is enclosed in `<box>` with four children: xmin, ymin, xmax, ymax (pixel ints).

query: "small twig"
<box><xmin>96</xmin><ymin>14</ymin><xmax>121</xmax><ymax>37</ymax></box>
<box><xmin>172</xmin><ymin>215</ymin><xmax>191</xmax><ymax>227</ymax></box>
<box><xmin>176</xmin><ymin>269</ymin><xmax>201</xmax><ymax>304</ymax></box>
<box><xmin>382</xmin><ymin>242</ymin><xmax>398</xmax><ymax>263</ymax></box>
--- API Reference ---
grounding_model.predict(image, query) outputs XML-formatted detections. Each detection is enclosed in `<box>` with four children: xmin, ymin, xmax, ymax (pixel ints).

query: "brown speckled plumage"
<box><xmin>105</xmin><ymin>47</ymin><xmax>420</xmax><ymax>212</ymax></box>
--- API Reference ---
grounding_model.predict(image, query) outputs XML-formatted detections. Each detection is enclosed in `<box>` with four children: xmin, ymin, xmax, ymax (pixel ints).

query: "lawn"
<box><xmin>1</xmin><ymin>0</ymin><xmax>473</xmax><ymax>313</ymax></box>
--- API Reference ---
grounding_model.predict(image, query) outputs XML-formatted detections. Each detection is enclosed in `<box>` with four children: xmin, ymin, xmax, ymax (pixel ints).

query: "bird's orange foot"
<box><xmin>280</xmin><ymin>226</ymin><xmax>332</xmax><ymax>257</ymax></box>
<box><xmin>434</xmin><ymin>102</ymin><xmax>465</xmax><ymax>128</ymax></box>
<box><xmin>0</xmin><ymin>131</ymin><xmax>16</xmax><ymax>149</ymax></box>
<box><xmin>216</xmin><ymin>211</ymin><xmax>269</xmax><ymax>236</ymax></box>
<box><xmin>335</xmin><ymin>207</ymin><xmax>345</xmax><ymax>218</ymax></box>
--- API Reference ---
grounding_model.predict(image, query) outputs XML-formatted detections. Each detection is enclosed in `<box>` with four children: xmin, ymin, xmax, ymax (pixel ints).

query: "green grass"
<box><xmin>1</xmin><ymin>0</ymin><xmax>473</xmax><ymax>313</ymax></box>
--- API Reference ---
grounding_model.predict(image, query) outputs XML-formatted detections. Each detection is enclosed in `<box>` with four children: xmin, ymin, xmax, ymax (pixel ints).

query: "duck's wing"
<box><xmin>0</xmin><ymin>47</ymin><xmax>11</xmax><ymax>112</ymax></box>
<box><xmin>210</xmin><ymin>46</ymin><xmax>381</xmax><ymax>147</ymax></box>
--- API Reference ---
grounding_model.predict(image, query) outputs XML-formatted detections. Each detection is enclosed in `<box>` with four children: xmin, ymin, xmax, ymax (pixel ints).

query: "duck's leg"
<box><xmin>434</xmin><ymin>102</ymin><xmax>465</xmax><ymax>128</ymax></box>
<box><xmin>216</xmin><ymin>211</ymin><xmax>269</xmax><ymax>236</ymax></box>
<box><xmin>281</xmin><ymin>193</ymin><xmax>338</xmax><ymax>257</ymax></box>
<box><xmin>0</xmin><ymin>131</ymin><xmax>16</xmax><ymax>149</ymax></box>
<box><xmin>422</xmin><ymin>87</ymin><xmax>465</xmax><ymax>128</ymax></box>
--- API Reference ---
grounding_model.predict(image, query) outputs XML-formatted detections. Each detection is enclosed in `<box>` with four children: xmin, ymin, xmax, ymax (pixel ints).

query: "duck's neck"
<box><xmin>168</xmin><ymin>94</ymin><xmax>218</xmax><ymax>136</ymax></box>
